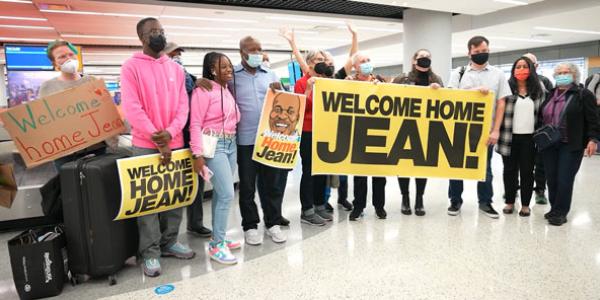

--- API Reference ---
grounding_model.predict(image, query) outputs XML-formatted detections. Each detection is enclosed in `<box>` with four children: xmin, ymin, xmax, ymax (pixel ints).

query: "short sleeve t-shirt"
<box><xmin>448</xmin><ymin>63</ymin><xmax>511</xmax><ymax>125</ymax></box>
<box><xmin>39</xmin><ymin>75</ymin><xmax>96</xmax><ymax>98</ymax></box>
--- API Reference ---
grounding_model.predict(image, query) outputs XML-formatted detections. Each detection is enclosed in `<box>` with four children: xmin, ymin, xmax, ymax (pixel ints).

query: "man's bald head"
<box><xmin>240</xmin><ymin>36</ymin><xmax>261</xmax><ymax>52</ymax></box>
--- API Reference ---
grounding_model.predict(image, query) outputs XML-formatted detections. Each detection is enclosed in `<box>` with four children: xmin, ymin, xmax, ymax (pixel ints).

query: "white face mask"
<box><xmin>172</xmin><ymin>55</ymin><xmax>183</xmax><ymax>65</ymax></box>
<box><xmin>60</xmin><ymin>59</ymin><xmax>79</xmax><ymax>74</ymax></box>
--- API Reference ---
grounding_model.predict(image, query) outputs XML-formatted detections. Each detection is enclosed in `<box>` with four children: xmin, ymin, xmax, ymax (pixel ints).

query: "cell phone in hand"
<box><xmin>201</xmin><ymin>166</ymin><xmax>214</xmax><ymax>181</ymax></box>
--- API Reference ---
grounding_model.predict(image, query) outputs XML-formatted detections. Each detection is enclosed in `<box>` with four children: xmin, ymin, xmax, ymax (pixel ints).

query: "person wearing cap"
<box><xmin>40</xmin><ymin>40</ymin><xmax>109</xmax><ymax>169</ymax></box>
<box><xmin>164</xmin><ymin>42</ymin><xmax>213</xmax><ymax>238</ymax></box>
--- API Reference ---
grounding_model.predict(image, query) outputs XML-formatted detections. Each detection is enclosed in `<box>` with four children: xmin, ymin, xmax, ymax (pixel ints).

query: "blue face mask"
<box><xmin>246</xmin><ymin>53</ymin><xmax>263</xmax><ymax>68</ymax></box>
<box><xmin>360</xmin><ymin>62</ymin><xmax>373</xmax><ymax>75</ymax></box>
<box><xmin>554</xmin><ymin>74</ymin><xmax>574</xmax><ymax>86</ymax></box>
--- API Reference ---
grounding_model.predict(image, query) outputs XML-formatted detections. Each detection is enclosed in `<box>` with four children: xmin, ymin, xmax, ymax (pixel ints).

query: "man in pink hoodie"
<box><xmin>120</xmin><ymin>17</ymin><xmax>194</xmax><ymax>278</ymax></box>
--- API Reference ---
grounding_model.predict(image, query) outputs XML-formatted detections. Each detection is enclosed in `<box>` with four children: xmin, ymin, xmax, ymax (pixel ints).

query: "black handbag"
<box><xmin>533</xmin><ymin>124</ymin><xmax>562</xmax><ymax>151</ymax></box>
<box><xmin>534</xmin><ymin>93</ymin><xmax>574</xmax><ymax>151</ymax></box>
<box><xmin>8</xmin><ymin>225</ymin><xmax>69</xmax><ymax>299</ymax></box>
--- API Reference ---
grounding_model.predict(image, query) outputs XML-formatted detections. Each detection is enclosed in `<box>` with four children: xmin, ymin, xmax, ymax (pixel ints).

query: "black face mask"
<box><xmin>148</xmin><ymin>34</ymin><xmax>166</xmax><ymax>53</ymax></box>
<box><xmin>314</xmin><ymin>62</ymin><xmax>335</xmax><ymax>77</ymax></box>
<box><xmin>471</xmin><ymin>52</ymin><xmax>489</xmax><ymax>65</ymax></box>
<box><xmin>416</xmin><ymin>57</ymin><xmax>431</xmax><ymax>68</ymax></box>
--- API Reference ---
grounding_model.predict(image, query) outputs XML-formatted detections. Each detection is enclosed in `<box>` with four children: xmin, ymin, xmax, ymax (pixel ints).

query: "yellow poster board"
<box><xmin>312</xmin><ymin>78</ymin><xmax>494</xmax><ymax>180</ymax></box>
<box><xmin>252</xmin><ymin>90</ymin><xmax>306</xmax><ymax>169</ymax></box>
<box><xmin>114</xmin><ymin>149</ymin><xmax>198</xmax><ymax>220</ymax></box>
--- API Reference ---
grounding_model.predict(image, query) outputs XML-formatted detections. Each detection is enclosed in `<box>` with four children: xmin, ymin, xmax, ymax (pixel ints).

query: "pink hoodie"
<box><xmin>120</xmin><ymin>52</ymin><xmax>189</xmax><ymax>149</ymax></box>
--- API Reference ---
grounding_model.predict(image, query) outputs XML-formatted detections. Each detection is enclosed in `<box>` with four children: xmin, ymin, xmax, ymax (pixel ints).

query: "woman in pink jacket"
<box><xmin>190</xmin><ymin>52</ymin><xmax>241</xmax><ymax>264</ymax></box>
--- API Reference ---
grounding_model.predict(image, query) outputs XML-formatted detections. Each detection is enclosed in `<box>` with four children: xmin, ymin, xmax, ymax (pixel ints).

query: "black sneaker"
<box><xmin>447</xmin><ymin>202</ymin><xmax>462</xmax><ymax>216</ymax></box>
<box><xmin>349</xmin><ymin>208</ymin><xmax>364</xmax><ymax>221</ymax></box>
<box><xmin>479</xmin><ymin>204</ymin><xmax>499</xmax><ymax>219</ymax></box>
<box><xmin>548</xmin><ymin>215</ymin><xmax>567</xmax><ymax>226</ymax></box>
<box><xmin>375</xmin><ymin>207</ymin><xmax>387</xmax><ymax>219</ymax></box>
<box><xmin>325</xmin><ymin>202</ymin><xmax>334</xmax><ymax>212</ymax></box>
<box><xmin>544</xmin><ymin>210</ymin><xmax>557</xmax><ymax>219</ymax></box>
<box><xmin>338</xmin><ymin>199</ymin><xmax>353</xmax><ymax>211</ymax></box>
<box><xmin>187</xmin><ymin>226</ymin><xmax>212</xmax><ymax>237</ymax></box>
<box><xmin>279</xmin><ymin>216</ymin><xmax>290</xmax><ymax>227</ymax></box>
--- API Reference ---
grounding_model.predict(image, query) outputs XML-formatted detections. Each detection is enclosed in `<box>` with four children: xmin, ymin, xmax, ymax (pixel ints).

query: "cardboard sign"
<box><xmin>252</xmin><ymin>90</ymin><xmax>306</xmax><ymax>169</ymax></box>
<box><xmin>0</xmin><ymin>79</ymin><xmax>125</xmax><ymax>168</ymax></box>
<box><xmin>0</xmin><ymin>164</ymin><xmax>17</xmax><ymax>208</ymax></box>
<box><xmin>114</xmin><ymin>149</ymin><xmax>198</xmax><ymax>220</ymax></box>
<box><xmin>312</xmin><ymin>78</ymin><xmax>493</xmax><ymax>180</ymax></box>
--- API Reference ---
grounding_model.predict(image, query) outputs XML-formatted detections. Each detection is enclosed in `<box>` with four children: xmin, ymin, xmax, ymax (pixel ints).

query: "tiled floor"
<box><xmin>1</xmin><ymin>154</ymin><xmax>600</xmax><ymax>299</ymax></box>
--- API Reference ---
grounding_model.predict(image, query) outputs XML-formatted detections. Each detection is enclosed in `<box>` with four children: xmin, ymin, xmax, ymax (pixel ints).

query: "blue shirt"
<box><xmin>230</xmin><ymin>64</ymin><xmax>279</xmax><ymax>145</ymax></box>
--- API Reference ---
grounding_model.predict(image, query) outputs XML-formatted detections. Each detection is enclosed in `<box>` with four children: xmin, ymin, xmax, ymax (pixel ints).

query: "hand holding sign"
<box><xmin>477</xmin><ymin>86</ymin><xmax>490</xmax><ymax>95</ymax></box>
<box><xmin>270</xmin><ymin>82</ymin><xmax>283</xmax><ymax>93</ymax></box>
<box><xmin>152</xmin><ymin>130</ymin><xmax>171</xmax><ymax>147</ymax></box>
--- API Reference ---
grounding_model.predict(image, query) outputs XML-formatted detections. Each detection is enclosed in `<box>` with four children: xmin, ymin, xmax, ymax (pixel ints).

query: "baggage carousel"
<box><xmin>0</xmin><ymin>128</ymin><xmax>233</xmax><ymax>232</ymax></box>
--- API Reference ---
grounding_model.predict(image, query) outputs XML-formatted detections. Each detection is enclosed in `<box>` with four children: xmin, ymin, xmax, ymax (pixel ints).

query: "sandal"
<box><xmin>502</xmin><ymin>205</ymin><xmax>514</xmax><ymax>214</ymax></box>
<box><xmin>519</xmin><ymin>207</ymin><xmax>531</xmax><ymax>217</ymax></box>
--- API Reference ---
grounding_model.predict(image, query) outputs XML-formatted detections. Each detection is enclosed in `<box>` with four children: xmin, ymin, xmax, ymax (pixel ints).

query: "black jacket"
<box><xmin>538</xmin><ymin>84</ymin><xmax>600</xmax><ymax>151</ymax></box>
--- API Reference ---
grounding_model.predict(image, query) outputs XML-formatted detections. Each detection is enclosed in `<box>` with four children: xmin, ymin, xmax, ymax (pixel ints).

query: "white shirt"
<box><xmin>512</xmin><ymin>95</ymin><xmax>535</xmax><ymax>134</ymax></box>
<box><xmin>448</xmin><ymin>63</ymin><xmax>512</xmax><ymax>125</ymax></box>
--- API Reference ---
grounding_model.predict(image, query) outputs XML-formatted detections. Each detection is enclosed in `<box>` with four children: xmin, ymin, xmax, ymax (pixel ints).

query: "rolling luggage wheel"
<box><xmin>108</xmin><ymin>275</ymin><xmax>117</xmax><ymax>286</ymax></box>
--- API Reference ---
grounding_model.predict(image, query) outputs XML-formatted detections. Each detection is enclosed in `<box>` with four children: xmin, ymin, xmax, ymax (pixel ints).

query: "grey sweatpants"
<box><xmin>132</xmin><ymin>147</ymin><xmax>184</xmax><ymax>259</ymax></box>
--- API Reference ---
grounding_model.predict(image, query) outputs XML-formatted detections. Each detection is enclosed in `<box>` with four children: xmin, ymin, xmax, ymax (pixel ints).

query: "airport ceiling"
<box><xmin>0</xmin><ymin>0</ymin><xmax>599</xmax><ymax>75</ymax></box>
<box><xmin>168</xmin><ymin>0</ymin><xmax>407</xmax><ymax>19</ymax></box>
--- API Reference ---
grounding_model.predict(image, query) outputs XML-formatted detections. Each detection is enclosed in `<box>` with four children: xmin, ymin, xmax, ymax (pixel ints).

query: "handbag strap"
<box><xmin>555</xmin><ymin>91</ymin><xmax>576</xmax><ymax>126</ymax></box>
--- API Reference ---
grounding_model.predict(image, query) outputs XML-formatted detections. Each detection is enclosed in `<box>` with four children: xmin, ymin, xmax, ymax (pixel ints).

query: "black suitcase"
<box><xmin>60</xmin><ymin>153</ymin><xmax>138</xmax><ymax>285</ymax></box>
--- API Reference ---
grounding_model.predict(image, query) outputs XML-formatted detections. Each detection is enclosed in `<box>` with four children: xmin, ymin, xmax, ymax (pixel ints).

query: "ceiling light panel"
<box><xmin>0</xmin><ymin>15</ymin><xmax>47</xmax><ymax>21</ymax></box>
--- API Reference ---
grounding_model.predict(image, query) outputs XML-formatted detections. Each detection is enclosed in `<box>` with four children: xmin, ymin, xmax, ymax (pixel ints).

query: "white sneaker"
<box><xmin>244</xmin><ymin>229</ymin><xmax>263</xmax><ymax>246</ymax></box>
<box><xmin>266</xmin><ymin>225</ymin><xmax>287</xmax><ymax>243</ymax></box>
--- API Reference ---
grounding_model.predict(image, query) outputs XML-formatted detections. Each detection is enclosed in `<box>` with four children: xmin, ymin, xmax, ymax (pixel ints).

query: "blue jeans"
<box><xmin>542</xmin><ymin>143</ymin><xmax>583</xmax><ymax>216</ymax></box>
<box><xmin>448</xmin><ymin>145</ymin><xmax>494</xmax><ymax>205</ymax></box>
<box><xmin>205</xmin><ymin>138</ymin><xmax>237</xmax><ymax>244</ymax></box>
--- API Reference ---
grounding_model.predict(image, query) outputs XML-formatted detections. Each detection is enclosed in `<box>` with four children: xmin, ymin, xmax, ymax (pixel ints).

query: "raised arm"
<box><xmin>344</xmin><ymin>22</ymin><xmax>358</xmax><ymax>75</ymax></box>
<box><xmin>280</xmin><ymin>27</ymin><xmax>310</xmax><ymax>74</ymax></box>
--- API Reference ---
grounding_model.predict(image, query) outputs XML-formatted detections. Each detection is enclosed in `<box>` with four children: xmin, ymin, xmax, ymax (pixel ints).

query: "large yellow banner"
<box><xmin>114</xmin><ymin>149</ymin><xmax>198</xmax><ymax>220</ymax></box>
<box><xmin>253</xmin><ymin>90</ymin><xmax>306</xmax><ymax>169</ymax></box>
<box><xmin>312</xmin><ymin>78</ymin><xmax>494</xmax><ymax>180</ymax></box>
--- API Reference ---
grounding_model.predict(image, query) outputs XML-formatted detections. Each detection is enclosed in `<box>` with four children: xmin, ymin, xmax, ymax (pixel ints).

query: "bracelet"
<box><xmin>192</xmin><ymin>154</ymin><xmax>201</xmax><ymax>160</ymax></box>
